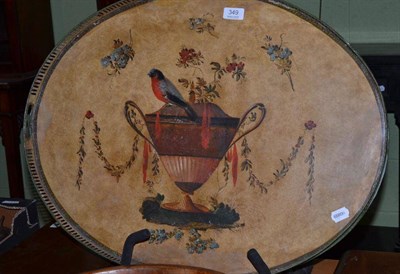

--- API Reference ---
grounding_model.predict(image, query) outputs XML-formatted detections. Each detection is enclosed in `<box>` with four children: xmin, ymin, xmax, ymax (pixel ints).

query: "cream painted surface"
<box><xmin>32</xmin><ymin>1</ymin><xmax>385</xmax><ymax>271</ymax></box>
<box><xmin>361</xmin><ymin>114</ymin><xmax>399</xmax><ymax>227</ymax></box>
<box><xmin>282</xmin><ymin>0</ymin><xmax>399</xmax><ymax>227</ymax></box>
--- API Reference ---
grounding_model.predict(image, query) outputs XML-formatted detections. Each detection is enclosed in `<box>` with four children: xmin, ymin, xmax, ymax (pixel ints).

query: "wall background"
<box><xmin>0</xmin><ymin>0</ymin><xmax>398</xmax><ymax>228</ymax></box>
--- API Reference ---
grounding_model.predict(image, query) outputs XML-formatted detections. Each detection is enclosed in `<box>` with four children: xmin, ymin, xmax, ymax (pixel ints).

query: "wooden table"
<box><xmin>0</xmin><ymin>224</ymin><xmax>116</xmax><ymax>274</ymax></box>
<box><xmin>5</xmin><ymin>224</ymin><xmax>400</xmax><ymax>274</ymax></box>
<box><xmin>335</xmin><ymin>250</ymin><xmax>400</xmax><ymax>274</ymax></box>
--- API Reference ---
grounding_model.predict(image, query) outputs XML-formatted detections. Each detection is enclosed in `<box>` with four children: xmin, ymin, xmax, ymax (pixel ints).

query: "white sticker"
<box><xmin>223</xmin><ymin>7</ymin><xmax>245</xmax><ymax>20</ymax></box>
<box><xmin>331</xmin><ymin>207</ymin><xmax>350</xmax><ymax>223</ymax></box>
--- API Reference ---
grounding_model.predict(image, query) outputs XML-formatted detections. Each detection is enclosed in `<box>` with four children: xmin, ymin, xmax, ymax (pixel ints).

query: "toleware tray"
<box><xmin>24</xmin><ymin>0</ymin><xmax>387</xmax><ymax>273</ymax></box>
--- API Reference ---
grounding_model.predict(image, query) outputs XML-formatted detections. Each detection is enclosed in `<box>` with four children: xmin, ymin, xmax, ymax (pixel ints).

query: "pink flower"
<box><xmin>237</xmin><ymin>62</ymin><xmax>245</xmax><ymax>70</ymax></box>
<box><xmin>85</xmin><ymin>111</ymin><xmax>94</xmax><ymax>119</ymax></box>
<box><xmin>177</xmin><ymin>48</ymin><xmax>203</xmax><ymax>67</ymax></box>
<box><xmin>226</xmin><ymin>62</ymin><xmax>237</xmax><ymax>73</ymax></box>
<box><xmin>305</xmin><ymin>120</ymin><xmax>317</xmax><ymax>130</ymax></box>
<box><xmin>179</xmin><ymin>48</ymin><xmax>195</xmax><ymax>63</ymax></box>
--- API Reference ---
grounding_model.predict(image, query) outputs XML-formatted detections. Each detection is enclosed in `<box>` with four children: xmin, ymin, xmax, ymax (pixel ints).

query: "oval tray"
<box><xmin>24</xmin><ymin>0</ymin><xmax>387</xmax><ymax>273</ymax></box>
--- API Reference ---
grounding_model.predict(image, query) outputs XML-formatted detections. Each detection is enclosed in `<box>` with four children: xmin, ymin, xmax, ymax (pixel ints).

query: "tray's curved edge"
<box><xmin>266</xmin><ymin>0</ymin><xmax>388</xmax><ymax>273</ymax></box>
<box><xmin>22</xmin><ymin>0</ymin><xmax>155</xmax><ymax>266</ymax></box>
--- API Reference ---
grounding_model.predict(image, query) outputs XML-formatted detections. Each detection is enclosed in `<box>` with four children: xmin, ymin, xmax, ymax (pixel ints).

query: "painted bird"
<box><xmin>148</xmin><ymin>68</ymin><xmax>198</xmax><ymax>121</ymax></box>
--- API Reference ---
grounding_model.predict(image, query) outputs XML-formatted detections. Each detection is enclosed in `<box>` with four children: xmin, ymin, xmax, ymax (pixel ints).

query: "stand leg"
<box><xmin>120</xmin><ymin>229</ymin><xmax>151</xmax><ymax>266</ymax></box>
<box><xmin>247</xmin><ymin>248</ymin><xmax>271</xmax><ymax>274</ymax></box>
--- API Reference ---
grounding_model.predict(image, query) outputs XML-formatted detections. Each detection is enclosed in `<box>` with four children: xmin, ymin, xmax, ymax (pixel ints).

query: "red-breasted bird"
<box><xmin>148</xmin><ymin>68</ymin><xmax>198</xmax><ymax>121</ymax></box>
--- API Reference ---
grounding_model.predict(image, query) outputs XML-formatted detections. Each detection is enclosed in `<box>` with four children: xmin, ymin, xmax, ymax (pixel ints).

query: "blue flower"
<box><xmin>110</xmin><ymin>48</ymin><xmax>123</xmax><ymax>61</ymax></box>
<box><xmin>187</xmin><ymin>246</ymin><xmax>195</xmax><ymax>254</ymax></box>
<box><xmin>189</xmin><ymin>228</ymin><xmax>200</xmax><ymax>237</ymax></box>
<box><xmin>196</xmin><ymin>246</ymin><xmax>204</xmax><ymax>254</ymax></box>
<box><xmin>122</xmin><ymin>45</ymin><xmax>132</xmax><ymax>54</ymax></box>
<box><xmin>280</xmin><ymin>48</ymin><xmax>292</xmax><ymax>59</ymax></box>
<box><xmin>209</xmin><ymin>241</ymin><xmax>219</xmax><ymax>249</ymax></box>
<box><xmin>100</xmin><ymin>56</ymin><xmax>111</xmax><ymax>67</ymax></box>
<box><xmin>117</xmin><ymin>55</ymin><xmax>129</xmax><ymax>68</ymax></box>
<box><xmin>174</xmin><ymin>230</ymin><xmax>183</xmax><ymax>240</ymax></box>
<box><xmin>267</xmin><ymin>45</ymin><xmax>278</xmax><ymax>54</ymax></box>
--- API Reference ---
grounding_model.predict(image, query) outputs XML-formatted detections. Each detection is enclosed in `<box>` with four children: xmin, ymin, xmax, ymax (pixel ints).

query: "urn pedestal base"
<box><xmin>162</xmin><ymin>194</ymin><xmax>210</xmax><ymax>213</ymax></box>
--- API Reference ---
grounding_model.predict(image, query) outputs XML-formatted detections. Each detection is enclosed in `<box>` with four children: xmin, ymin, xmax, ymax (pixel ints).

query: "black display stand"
<box><xmin>120</xmin><ymin>229</ymin><xmax>151</xmax><ymax>266</ymax></box>
<box><xmin>247</xmin><ymin>248</ymin><xmax>271</xmax><ymax>274</ymax></box>
<box><xmin>121</xmin><ymin>229</ymin><xmax>273</xmax><ymax>273</ymax></box>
